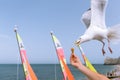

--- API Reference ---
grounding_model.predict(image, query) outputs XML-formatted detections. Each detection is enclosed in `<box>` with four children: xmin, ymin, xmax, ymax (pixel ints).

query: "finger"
<box><xmin>70</xmin><ymin>53</ymin><xmax>75</xmax><ymax>62</ymax></box>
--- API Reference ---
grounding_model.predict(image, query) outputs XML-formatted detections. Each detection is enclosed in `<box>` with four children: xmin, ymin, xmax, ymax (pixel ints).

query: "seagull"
<box><xmin>75</xmin><ymin>0</ymin><xmax>120</xmax><ymax>55</ymax></box>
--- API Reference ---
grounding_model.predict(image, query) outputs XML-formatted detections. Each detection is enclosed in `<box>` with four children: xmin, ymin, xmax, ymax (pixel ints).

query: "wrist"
<box><xmin>77</xmin><ymin>63</ymin><xmax>84</xmax><ymax>70</ymax></box>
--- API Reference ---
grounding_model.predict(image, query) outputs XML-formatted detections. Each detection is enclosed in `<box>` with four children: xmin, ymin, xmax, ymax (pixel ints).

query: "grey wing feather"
<box><xmin>81</xmin><ymin>8</ymin><xmax>91</xmax><ymax>28</ymax></box>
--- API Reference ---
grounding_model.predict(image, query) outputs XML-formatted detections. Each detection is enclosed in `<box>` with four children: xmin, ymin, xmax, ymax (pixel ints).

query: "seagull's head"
<box><xmin>75</xmin><ymin>34</ymin><xmax>92</xmax><ymax>46</ymax></box>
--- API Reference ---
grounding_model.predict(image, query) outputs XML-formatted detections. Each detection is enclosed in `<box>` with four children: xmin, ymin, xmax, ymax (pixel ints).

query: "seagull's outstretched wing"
<box><xmin>91</xmin><ymin>0</ymin><xmax>108</xmax><ymax>29</ymax></box>
<box><xmin>81</xmin><ymin>8</ymin><xmax>91</xmax><ymax>28</ymax></box>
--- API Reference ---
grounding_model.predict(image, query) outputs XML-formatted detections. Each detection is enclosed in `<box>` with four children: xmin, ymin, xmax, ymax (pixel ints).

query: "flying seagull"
<box><xmin>75</xmin><ymin>0</ymin><xmax>120</xmax><ymax>55</ymax></box>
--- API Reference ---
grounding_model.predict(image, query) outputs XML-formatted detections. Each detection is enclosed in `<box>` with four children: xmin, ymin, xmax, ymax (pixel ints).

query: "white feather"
<box><xmin>108</xmin><ymin>24</ymin><xmax>120</xmax><ymax>43</ymax></box>
<box><xmin>76</xmin><ymin>0</ymin><xmax>120</xmax><ymax>55</ymax></box>
<box><xmin>91</xmin><ymin>0</ymin><xmax>108</xmax><ymax>29</ymax></box>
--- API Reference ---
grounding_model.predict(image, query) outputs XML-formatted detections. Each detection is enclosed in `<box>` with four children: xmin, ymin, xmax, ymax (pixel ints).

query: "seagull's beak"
<box><xmin>74</xmin><ymin>39</ymin><xmax>81</xmax><ymax>46</ymax></box>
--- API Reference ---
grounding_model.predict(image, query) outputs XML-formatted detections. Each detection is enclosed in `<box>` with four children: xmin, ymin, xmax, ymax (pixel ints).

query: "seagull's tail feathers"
<box><xmin>108</xmin><ymin>24</ymin><xmax>120</xmax><ymax>44</ymax></box>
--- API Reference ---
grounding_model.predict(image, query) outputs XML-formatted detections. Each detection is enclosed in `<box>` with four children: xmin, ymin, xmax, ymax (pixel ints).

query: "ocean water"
<box><xmin>0</xmin><ymin>64</ymin><xmax>115</xmax><ymax>80</ymax></box>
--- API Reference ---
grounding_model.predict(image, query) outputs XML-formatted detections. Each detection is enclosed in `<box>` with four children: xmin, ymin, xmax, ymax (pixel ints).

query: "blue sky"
<box><xmin>0</xmin><ymin>0</ymin><xmax>120</xmax><ymax>64</ymax></box>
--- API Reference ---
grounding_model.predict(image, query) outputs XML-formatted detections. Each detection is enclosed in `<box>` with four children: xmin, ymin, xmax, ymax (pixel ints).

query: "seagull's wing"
<box><xmin>81</xmin><ymin>8</ymin><xmax>91</xmax><ymax>28</ymax></box>
<box><xmin>91</xmin><ymin>0</ymin><xmax>108</xmax><ymax>29</ymax></box>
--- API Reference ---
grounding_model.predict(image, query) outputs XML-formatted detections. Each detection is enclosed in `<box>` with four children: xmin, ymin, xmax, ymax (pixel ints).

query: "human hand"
<box><xmin>70</xmin><ymin>48</ymin><xmax>82</xmax><ymax>69</ymax></box>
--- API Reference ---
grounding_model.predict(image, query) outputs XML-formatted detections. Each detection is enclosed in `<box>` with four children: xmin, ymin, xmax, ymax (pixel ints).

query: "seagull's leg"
<box><xmin>107</xmin><ymin>39</ymin><xmax>112</xmax><ymax>53</ymax></box>
<box><xmin>101</xmin><ymin>41</ymin><xmax>105</xmax><ymax>55</ymax></box>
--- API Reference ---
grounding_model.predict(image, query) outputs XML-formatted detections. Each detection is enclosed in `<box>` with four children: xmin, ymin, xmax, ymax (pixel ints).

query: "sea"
<box><xmin>0</xmin><ymin>64</ymin><xmax>117</xmax><ymax>80</ymax></box>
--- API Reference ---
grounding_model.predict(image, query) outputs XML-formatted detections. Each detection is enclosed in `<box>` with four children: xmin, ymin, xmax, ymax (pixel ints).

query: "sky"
<box><xmin>0</xmin><ymin>0</ymin><xmax>120</xmax><ymax>64</ymax></box>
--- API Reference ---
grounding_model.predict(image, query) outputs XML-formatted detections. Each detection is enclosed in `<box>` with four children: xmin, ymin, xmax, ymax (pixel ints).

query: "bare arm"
<box><xmin>70</xmin><ymin>48</ymin><xmax>110</xmax><ymax>80</ymax></box>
